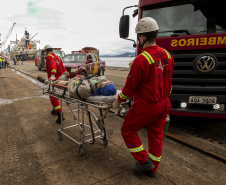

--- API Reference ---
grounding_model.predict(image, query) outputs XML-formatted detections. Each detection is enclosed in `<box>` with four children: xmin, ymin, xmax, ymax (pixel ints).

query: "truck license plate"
<box><xmin>189</xmin><ymin>96</ymin><xmax>217</xmax><ymax>104</ymax></box>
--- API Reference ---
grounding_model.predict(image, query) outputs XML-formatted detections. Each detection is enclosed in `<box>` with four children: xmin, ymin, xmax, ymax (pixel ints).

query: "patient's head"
<box><xmin>92</xmin><ymin>83</ymin><xmax>117</xmax><ymax>96</ymax></box>
<box><xmin>102</xmin><ymin>84</ymin><xmax>117</xmax><ymax>96</ymax></box>
<box><xmin>98</xmin><ymin>80</ymin><xmax>112</xmax><ymax>88</ymax></box>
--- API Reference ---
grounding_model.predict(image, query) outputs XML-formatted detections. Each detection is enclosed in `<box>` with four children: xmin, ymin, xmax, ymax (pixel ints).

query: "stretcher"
<box><xmin>42</xmin><ymin>83</ymin><xmax>129</xmax><ymax>156</ymax></box>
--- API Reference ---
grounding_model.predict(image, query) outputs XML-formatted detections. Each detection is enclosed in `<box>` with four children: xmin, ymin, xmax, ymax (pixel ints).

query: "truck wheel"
<box><xmin>99</xmin><ymin>68</ymin><xmax>104</xmax><ymax>76</ymax></box>
<box><xmin>81</xmin><ymin>71</ymin><xmax>86</xmax><ymax>76</ymax></box>
<box><xmin>39</xmin><ymin>67</ymin><xmax>41</xmax><ymax>71</ymax></box>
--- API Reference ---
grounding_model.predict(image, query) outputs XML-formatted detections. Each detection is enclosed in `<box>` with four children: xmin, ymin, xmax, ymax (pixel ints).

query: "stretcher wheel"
<box><xmin>103</xmin><ymin>138</ymin><xmax>108</xmax><ymax>146</ymax></box>
<box><xmin>58</xmin><ymin>131</ymin><xmax>62</xmax><ymax>141</ymax></box>
<box><xmin>78</xmin><ymin>145</ymin><xmax>85</xmax><ymax>156</ymax></box>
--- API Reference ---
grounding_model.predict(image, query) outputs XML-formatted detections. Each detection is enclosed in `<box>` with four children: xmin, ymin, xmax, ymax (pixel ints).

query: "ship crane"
<box><xmin>0</xmin><ymin>23</ymin><xmax>16</xmax><ymax>49</ymax></box>
<box><xmin>30</xmin><ymin>32</ymin><xmax>38</xmax><ymax>40</ymax></box>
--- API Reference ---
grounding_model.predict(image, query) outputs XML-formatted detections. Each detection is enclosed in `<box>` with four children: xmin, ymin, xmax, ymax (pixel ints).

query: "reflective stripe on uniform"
<box><xmin>48</xmin><ymin>54</ymin><xmax>54</xmax><ymax>58</ymax></box>
<box><xmin>51</xmin><ymin>69</ymin><xmax>57</xmax><ymax>73</ymax></box>
<box><xmin>74</xmin><ymin>80</ymin><xmax>80</xmax><ymax>87</ymax></box>
<box><xmin>129</xmin><ymin>144</ymin><xmax>144</xmax><ymax>153</ymax></box>
<box><xmin>163</xmin><ymin>49</ymin><xmax>171</xmax><ymax>59</ymax></box>
<box><xmin>54</xmin><ymin>105</ymin><xmax>61</xmax><ymax>110</ymax></box>
<box><xmin>141</xmin><ymin>51</ymin><xmax>155</xmax><ymax>64</ymax></box>
<box><xmin>119</xmin><ymin>92</ymin><xmax>130</xmax><ymax>100</ymax></box>
<box><xmin>148</xmin><ymin>153</ymin><xmax>161</xmax><ymax>161</ymax></box>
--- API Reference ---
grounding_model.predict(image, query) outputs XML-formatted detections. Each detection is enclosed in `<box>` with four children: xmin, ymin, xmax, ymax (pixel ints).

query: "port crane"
<box><xmin>0</xmin><ymin>23</ymin><xmax>16</xmax><ymax>50</ymax></box>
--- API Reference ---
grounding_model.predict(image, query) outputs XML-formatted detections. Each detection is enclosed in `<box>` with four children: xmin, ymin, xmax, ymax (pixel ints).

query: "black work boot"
<box><xmin>51</xmin><ymin>109</ymin><xmax>57</xmax><ymax>115</ymax></box>
<box><xmin>56</xmin><ymin>112</ymin><xmax>65</xmax><ymax>124</ymax></box>
<box><xmin>143</xmin><ymin>171</ymin><xmax>157</xmax><ymax>178</ymax></box>
<box><xmin>132</xmin><ymin>158</ymin><xmax>155</xmax><ymax>174</ymax></box>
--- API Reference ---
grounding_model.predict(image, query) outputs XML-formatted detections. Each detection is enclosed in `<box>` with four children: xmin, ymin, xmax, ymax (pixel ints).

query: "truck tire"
<box><xmin>39</xmin><ymin>67</ymin><xmax>41</xmax><ymax>71</ymax></box>
<box><xmin>81</xmin><ymin>71</ymin><xmax>86</xmax><ymax>76</ymax></box>
<box><xmin>99</xmin><ymin>68</ymin><xmax>104</xmax><ymax>76</ymax></box>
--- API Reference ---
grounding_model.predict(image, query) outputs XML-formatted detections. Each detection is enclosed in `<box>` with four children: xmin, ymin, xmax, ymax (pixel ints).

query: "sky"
<box><xmin>0</xmin><ymin>0</ymin><xmax>139</xmax><ymax>55</ymax></box>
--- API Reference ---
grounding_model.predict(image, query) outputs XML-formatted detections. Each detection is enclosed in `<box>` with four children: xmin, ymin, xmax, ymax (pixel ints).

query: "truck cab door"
<box><xmin>86</xmin><ymin>55</ymin><xmax>94</xmax><ymax>75</ymax></box>
<box><xmin>41</xmin><ymin>50</ymin><xmax>46</xmax><ymax>68</ymax></box>
<box><xmin>35</xmin><ymin>50</ymin><xmax>39</xmax><ymax>66</ymax></box>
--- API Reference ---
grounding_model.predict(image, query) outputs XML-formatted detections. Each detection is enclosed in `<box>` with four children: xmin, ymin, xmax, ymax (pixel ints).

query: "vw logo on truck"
<box><xmin>193</xmin><ymin>54</ymin><xmax>218</xmax><ymax>74</ymax></box>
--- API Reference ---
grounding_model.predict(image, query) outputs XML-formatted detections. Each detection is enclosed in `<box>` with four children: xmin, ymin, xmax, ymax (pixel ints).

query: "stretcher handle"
<box><xmin>52</xmin><ymin>84</ymin><xmax>68</xmax><ymax>97</ymax></box>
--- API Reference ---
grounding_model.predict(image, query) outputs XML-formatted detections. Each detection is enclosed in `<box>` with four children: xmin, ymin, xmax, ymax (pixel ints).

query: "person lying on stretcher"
<box><xmin>39</xmin><ymin>75</ymin><xmax>117</xmax><ymax>101</ymax></box>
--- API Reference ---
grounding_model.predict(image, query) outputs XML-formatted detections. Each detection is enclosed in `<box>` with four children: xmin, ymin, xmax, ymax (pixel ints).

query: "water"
<box><xmin>101</xmin><ymin>57</ymin><xmax>135</xmax><ymax>68</ymax></box>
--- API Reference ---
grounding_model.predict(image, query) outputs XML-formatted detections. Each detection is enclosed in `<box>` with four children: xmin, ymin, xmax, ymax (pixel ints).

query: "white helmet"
<box><xmin>135</xmin><ymin>17</ymin><xmax>159</xmax><ymax>33</ymax></box>
<box><xmin>44</xmin><ymin>45</ymin><xmax>52</xmax><ymax>51</ymax></box>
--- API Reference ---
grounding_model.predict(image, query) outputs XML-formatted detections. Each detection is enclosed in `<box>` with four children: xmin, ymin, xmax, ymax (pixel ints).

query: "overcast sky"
<box><xmin>0</xmin><ymin>0</ymin><xmax>139</xmax><ymax>55</ymax></box>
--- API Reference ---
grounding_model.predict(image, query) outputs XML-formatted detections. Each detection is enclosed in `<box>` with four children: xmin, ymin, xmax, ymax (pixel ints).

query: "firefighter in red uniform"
<box><xmin>44</xmin><ymin>45</ymin><xmax>70</xmax><ymax>123</ymax></box>
<box><xmin>113</xmin><ymin>17</ymin><xmax>174</xmax><ymax>178</ymax></box>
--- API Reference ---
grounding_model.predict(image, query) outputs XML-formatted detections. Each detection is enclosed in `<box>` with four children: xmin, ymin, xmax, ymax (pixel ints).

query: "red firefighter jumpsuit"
<box><xmin>46</xmin><ymin>53</ymin><xmax>69</xmax><ymax>113</ymax></box>
<box><xmin>118</xmin><ymin>45</ymin><xmax>174</xmax><ymax>173</ymax></box>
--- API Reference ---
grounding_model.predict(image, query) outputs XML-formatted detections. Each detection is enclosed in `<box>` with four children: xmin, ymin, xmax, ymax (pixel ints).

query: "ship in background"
<box><xmin>9</xmin><ymin>29</ymin><xmax>40</xmax><ymax>60</ymax></box>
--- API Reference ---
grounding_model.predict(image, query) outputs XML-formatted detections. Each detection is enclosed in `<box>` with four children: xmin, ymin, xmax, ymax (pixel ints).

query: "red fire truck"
<box><xmin>119</xmin><ymin>0</ymin><xmax>226</xmax><ymax>119</ymax></box>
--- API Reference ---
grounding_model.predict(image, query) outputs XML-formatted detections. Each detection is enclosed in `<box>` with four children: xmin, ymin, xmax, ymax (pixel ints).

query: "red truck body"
<box><xmin>121</xmin><ymin>0</ymin><xmax>226</xmax><ymax>119</ymax></box>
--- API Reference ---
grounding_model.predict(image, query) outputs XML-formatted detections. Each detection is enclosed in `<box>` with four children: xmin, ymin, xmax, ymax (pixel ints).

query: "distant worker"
<box><xmin>13</xmin><ymin>56</ymin><xmax>17</xmax><ymax>65</ymax></box>
<box><xmin>4</xmin><ymin>57</ymin><xmax>8</xmax><ymax>68</ymax></box>
<box><xmin>17</xmin><ymin>56</ymin><xmax>19</xmax><ymax>65</ymax></box>
<box><xmin>112</xmin><ymin>17</ymin><xmax>174</xmax><ymax>178</ymax></box>
<box><xmin>21</xmin><ymin>56</ymin><xmax>23</xmax><ymax>65</ymax></box>
<box><xmin>2</xmin><ymin>57</ymin><xmax>5</xmax><ymax>69</ymax></box>
<box><xmin>44</xmin><ymin>45</ymin><xmax>70</xmax><ymax>123</ymax></box>
<box><xmin>0</xmin><ymin>57</ymin><xmax>2</xmax><ymax>69</ymax></box>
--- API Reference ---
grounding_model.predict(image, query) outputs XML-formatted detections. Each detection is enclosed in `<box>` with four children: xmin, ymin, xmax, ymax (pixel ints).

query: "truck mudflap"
<box><xmin>170</xmin><ymin>109</ymin><xmax>226</xmax><ymax>119</ymax></box>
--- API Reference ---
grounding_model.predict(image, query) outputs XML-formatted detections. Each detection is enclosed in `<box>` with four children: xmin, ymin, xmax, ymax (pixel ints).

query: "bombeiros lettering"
<box><xmin>171</xmin><ymin>36</ymin><xmax>226</xmax><ymax>47</ymax></box>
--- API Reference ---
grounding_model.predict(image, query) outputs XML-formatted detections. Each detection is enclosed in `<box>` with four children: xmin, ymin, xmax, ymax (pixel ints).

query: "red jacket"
<box><xmin>118</xmin><ymin>45</ymin><xmax>174</xmax><ymax>103</ymax></box>
<box><xmin>46</xmin><ymin>52</ymin><xmax>69</xmax><ymax>80</ymax></box>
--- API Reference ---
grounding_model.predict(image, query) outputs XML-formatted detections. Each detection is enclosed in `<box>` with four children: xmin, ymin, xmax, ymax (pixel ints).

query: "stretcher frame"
<box><xmin>42</xmin><ymin>83</ymin><xmax>128</xmax><ymax>156</ymax></box>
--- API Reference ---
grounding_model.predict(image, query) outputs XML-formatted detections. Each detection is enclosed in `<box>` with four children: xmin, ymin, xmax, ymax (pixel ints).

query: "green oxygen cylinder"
<box><xmin>163</xmin><ymin>115</ymin><xmax>170</xmax><ymax>142</ymax></box>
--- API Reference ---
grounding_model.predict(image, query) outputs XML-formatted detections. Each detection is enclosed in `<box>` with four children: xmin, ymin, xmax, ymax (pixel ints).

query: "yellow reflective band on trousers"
<box><xmin>51</xmin><ymin>69</ymin><xmax>57</xmax><ymax>73</ymax></box>
<box><xmin>119</xmin><ymin>92</ymin><xmax>130</xmax><ymax>100</ymax></box>
<box><xmin>148</xmin><ymin>153</ymin><xmax>161</xmax><ymax>162</ymax></box>
<box><xmin>164</xmin><ymin>49</ymin><xmax>171</xmax><ymax>59</ymax></box>
<box><xmin>141</xmin><ymin>51</ymin><xmax>155</xmax><ymax>64</ymax></box>
<box><xmin>54</xmin><ymin>105</ymin><xmax>61</xmax><ymax>110</ymax></box>
<box><xmin>129</xmin><ymin>145</ymin><xmax>144</xmax><ymax>153</ymax></box>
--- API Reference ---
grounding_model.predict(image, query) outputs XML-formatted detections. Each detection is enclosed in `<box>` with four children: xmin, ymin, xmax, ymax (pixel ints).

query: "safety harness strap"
<box><xmin>75</xmin><ymin>78</ymin><xmax>86</xmax><ymax>101</ymax></box>
<box><xmin>87</xmin><ymin>79</ymin><xmax>95</xmax><ymax>95</ymax></box>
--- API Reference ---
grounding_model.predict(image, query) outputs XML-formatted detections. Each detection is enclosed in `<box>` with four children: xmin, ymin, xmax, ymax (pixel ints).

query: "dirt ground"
<box><xmin>0</xmin><ymin>61</ymin><xmax>225</xmax><ymax>185</ymax></box>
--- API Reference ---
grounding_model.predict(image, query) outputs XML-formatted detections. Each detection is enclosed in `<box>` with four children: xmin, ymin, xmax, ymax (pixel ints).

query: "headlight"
<box><xmin>180</xmin><ymin>102</ymin><xmax>187</xmax><ymax>108</ymax></box>
<box><xmin>71</xmin><ymin>67</ymin><xmax>79</xmax><ymax>72</ymax></box>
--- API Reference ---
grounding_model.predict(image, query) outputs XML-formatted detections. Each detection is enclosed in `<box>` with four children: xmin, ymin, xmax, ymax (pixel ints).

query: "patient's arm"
<box><xmin>55</xmin><ymin>80</ymin><xmax>69</xmax><ymax>86</ymax></box>
<box><xmin>72</xmin><ymin>75</ymin><xmax>83</xmax><ymax>80</ymax></box>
